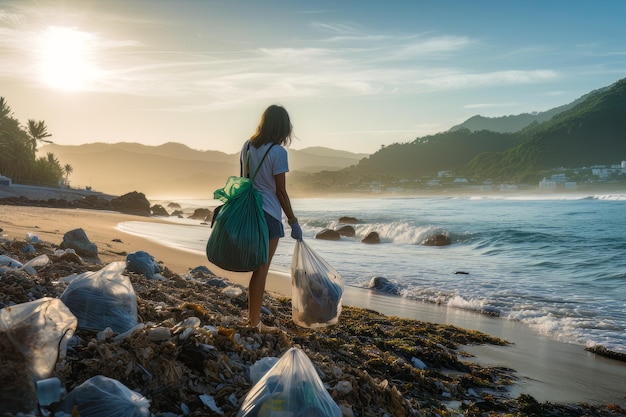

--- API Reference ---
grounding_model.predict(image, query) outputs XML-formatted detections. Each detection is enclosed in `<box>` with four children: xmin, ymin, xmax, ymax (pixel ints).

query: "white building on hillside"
<box><xmin>591</xmin><ymin>161</ymin><xmax>626</xmax><ymax>179</ymax></box>
<box><xmin>539</xmin><ymin>178</ymin><xmax>557</xmax><ymax>190</ymax></box>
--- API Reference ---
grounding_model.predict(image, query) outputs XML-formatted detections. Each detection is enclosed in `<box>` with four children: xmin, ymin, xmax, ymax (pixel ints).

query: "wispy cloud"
<box><xmin>0</xmin><ymin>3</ymin><xmax>562</xmax><ymax>113</ymax></box>
<box><xmin>418</xmin><ymin>70</ymin><xmax>558</xmax><ymax>90</ymax></box>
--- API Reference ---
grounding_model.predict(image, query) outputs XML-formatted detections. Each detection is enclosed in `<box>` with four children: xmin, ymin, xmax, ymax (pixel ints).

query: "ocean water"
<box><xmin>118</xmin><ymin>193</ymin><xmax>626</xmax><ymax>355</ymax></box>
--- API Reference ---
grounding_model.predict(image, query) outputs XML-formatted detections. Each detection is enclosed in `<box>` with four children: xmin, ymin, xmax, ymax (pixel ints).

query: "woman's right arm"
<box><xmin>274</xmin><ymin>172</ymin><xmax>301</xmax><ymax>240</ymax></box>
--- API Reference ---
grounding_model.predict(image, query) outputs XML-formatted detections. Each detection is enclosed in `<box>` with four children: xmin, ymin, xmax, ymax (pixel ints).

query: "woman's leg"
<box><xmin>248</xmin><ymin>238</ymin><xmax>280</xmax><ymax>326</ymax></box>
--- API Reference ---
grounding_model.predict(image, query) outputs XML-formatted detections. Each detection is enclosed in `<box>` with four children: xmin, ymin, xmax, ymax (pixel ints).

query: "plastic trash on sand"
<box><xmin>60</xmin><ymin>261</ymin><xmax>138</xmax><ymax>333</ymax></box>
<box><xmin>25</xmin><ymin>232</ymin><xmax>41</xmax><ymax>243</ymax></box>
<box><xmin>0</xmin><ymin>298</ymin><xmax>77</xmax><ymax>414</ymax></box>
<box><xmin>249</xmin><ymin>356</ymin><xmax>279</xmax><ymax>384</ymax></box>
<box><xmin>126</xmin><ymin>250</ymin><xmax>163</xmax><ymax>279</ymax></box>
<box><xmin>237</xmin><ymin>347</ymin><xmax>342</xmax><ymax>417</ymax></box>
<box><xmin>21</xmin><ymin>254</ymin><xmax>50</xmax><ymax>275</ymax></box>
<box><xmin>0</xmin><ymin>254</ymin><xmax>23</xmax><ymax>268</ymax></box>
<box><xmin>291</xmin><ymin>239</ymin><xmax>344</xmax><ymax>328</ymax></box>
<box><xmin>59</xmin><ymin>375</ymin><xmax>150</xmax><ymax>417</ymax></box>
<box><xmin>37</xmin><ymin>376</ymin><xmax>66</xmax><ymax>406</ymax></box>
<box><xmin>0</xmin><ymin>254</ymin><xmax>50</xmax><ymax>276</ymax></box>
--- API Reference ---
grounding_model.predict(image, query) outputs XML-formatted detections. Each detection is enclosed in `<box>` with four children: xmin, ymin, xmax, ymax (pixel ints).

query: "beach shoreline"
<box><xmin>2</xmin><ymin>203</ymin><xmax>626</xmax><ymax>409</ymax></box>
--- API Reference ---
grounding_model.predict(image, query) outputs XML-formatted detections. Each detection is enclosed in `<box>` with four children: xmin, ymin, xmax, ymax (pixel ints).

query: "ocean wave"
<box><xmin>587</xmin><ymin>193</ymin><xmax>626</xmax><ymax>201</ymax></box>
<box><xmin>361</xmin><ymin>280</ymin><xmax>626</xmax><ymax>352</ymax></box>
<box><xmin>511</xmin><ymin>312</ymin><xmax>626</xmax><ymax>353</ymax></box>
<box><xmin>594</xmin><ymin>272</ymin><xmax>626</xmax><ymax>282</ymax></box>
<box><xmin>315</xmin><ymin>220</ymin><xmax>451</xmax><ymax>245</ymax></box>
<box><xmin>468</xmin><ymin>193</ymin><xmax>626</xmax><ymax>201</ymax></box>
<box><xmin>446</xmin><ymin>295</ymin><xmax>501</xmax><ymax>316</ymax></box>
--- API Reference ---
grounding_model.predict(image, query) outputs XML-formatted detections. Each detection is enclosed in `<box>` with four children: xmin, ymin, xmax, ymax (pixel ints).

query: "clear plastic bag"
<box><xmin>0</xmin><ymin>298</ymin><xmax>77</xmax><ymax>414</ymax></box>
<box><xmin>59</xmin><ymin>375</ymin><xmax>150</xmax><ymax>417</ymax></box>
<box><xmin>237</xmin><ymin>347</ymin><xmax>342</xmax><ymax>417</ymax></box>
<box><xmin>60</xmin><ymin>261</ymin><xmax>138</xmax><ymax>333</ymax></box>
<box><xmin>206</xmin><ymin>176</ymin><xmax>269</xmax><ymax>272</ymax></box>
<box><xmin>291</xmin><ymin>240</ymin><xmax>344</xmax><ymax>328</ymax></box>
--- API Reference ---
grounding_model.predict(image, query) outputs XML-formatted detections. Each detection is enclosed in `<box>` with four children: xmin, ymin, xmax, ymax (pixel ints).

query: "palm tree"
<box><xmin>63</xmin><ymin>163</ymin><xmax>73</xmax><ymax>185</ymax></box>
<box><xmin>0</xmin><ymin>97</ymin><xmax>11</xmax><ymax>120</ymax></box>
<box><xmin>46</xmin><ymin>152</ymin><xmax>59</xmax><ymax>165</ymax></box>
<box><xmin>27</xmin><ymin>119</ymin><xmax>53</xmax><ymax>152</ymax></box>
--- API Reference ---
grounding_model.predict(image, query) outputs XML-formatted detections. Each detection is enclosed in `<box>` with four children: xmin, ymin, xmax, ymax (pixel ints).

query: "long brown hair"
<box><xmin>249</xmin><ymin>105</ymin><xmax>292</xmax><ymax>147</ymax></box>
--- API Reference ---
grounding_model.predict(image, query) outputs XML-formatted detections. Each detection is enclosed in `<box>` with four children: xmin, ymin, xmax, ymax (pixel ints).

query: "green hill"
<box><xmin>464</xmin><ymin>77</ymin><xmax>626</xmax><ymax>182</ymax></box>
<box><xmin>350</xmin><ymin>129</ymin><xmax>521</xmax><ymax>178</ymax></box>
<box><xmin>293</xmin><ymin>76</ymin><xmax>626</xmax><ymax>191</ymax></box>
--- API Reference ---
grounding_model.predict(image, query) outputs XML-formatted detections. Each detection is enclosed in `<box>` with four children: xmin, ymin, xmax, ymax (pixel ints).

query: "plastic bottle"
<box><xmin>36</xmin><ymin>377</ymin><xmax>66</xmax><ymax>406</ymax></box>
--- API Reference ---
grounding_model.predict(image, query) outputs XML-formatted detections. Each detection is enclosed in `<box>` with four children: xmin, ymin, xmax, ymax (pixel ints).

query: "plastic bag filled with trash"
<box><xmin>206</xmin><ymin>175</ymin><xmax>269</xmax><ymax>272</ymax></box>
<box><xmin>0</xmin><ymin>298</ymin><xmax>77</xmax><ymax>414</ymax></box>
<box><xmin>59</xmin><ymin>375</ymin><xmax>150</xmax><ymax>417</ymax></box>
<box><xmin>126</xmin><ymin>250</ymin><xmax>163</xmax><ymax>279</ymax></box>
<box><xmin>60</xmin><ymin>261</ymin><xmax>138</xmax><ymax>333</ymax></box>
<box><xmin>291</xmin><ymin>239</ymin><xmax>344</xmax><ymax>328</ymax></box>
<box><xmin>237</xmin><ymin>347</ymin><xmax>341</xmax><ymax>417</ymax></box>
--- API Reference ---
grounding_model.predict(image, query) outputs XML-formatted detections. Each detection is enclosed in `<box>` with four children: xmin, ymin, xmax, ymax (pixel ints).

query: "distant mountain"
<box><xmin>290</xmin><ymin>147</ymin><xmax>368</xmax><ymax>173</ymax></box>
<box><xmin>449</xmin><ymin>111</ymin><xmax>562</xmax><ymax>133</ymax></box>
<box><xmin>38</xmin><ymin>142</ymin><xmax>367</xmax><ymax>199</ymax></box>
<box><xmin>448</xmin><ymin>89</ymin><xmax>602</xmax><ymax>133</ymax></box>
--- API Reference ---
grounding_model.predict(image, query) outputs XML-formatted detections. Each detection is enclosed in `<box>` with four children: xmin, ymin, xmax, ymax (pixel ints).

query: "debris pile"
<box><xmin>1</xmin><ymin>234</ymin><xmax>624</xmax><ymax>417</ymax></box>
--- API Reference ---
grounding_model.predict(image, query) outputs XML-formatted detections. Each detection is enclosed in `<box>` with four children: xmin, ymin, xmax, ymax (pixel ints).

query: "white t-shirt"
<box><xmin>240</xmin><ymin>141</ymin><xmax>289</xmax><ymax>222</ymax></box>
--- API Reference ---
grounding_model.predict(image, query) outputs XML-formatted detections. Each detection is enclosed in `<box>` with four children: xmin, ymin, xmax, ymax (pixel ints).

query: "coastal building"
<box><xmin>539</xmin><ymin>177</ymin><xmax>577</xmax><ymax>190</ymax></box>
<box><xmin>550</xmin><ymin>173</ymin><xmax>567</xmax><ymax>183</ymax></box>
<box><xmin>0</xmin><ymin>175</ymin><xmax>12</xmax><ymax>186</ymax></box>
<box><xmin>591</xmin><ymin>161</ymin><xmax>626</xmax><ymax>179</ymax></box>
<box><xmin>499</xmin><ymin>184</ymin><xmax>518</xmax><ymax>192</ymax></box>
<box><xmin>539</xmin><ymin>178</ymin><xmax>557</xmax><ymax>190</ymax></box>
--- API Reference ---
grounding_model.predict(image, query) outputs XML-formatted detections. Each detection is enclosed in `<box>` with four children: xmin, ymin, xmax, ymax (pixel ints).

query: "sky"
<box><xmin>1</xmin><ymin>1</ymin><xmax>625</xmax><ymax>155</ymax></box>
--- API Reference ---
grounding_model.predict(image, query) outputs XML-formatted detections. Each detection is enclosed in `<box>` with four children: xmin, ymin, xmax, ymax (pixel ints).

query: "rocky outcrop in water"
<box><xmin>361</xmin><ymin>231</ymin><xmax>380</xmax><ymax>244</ymax></box>
<box><xmin>315</xmin><ymin>228</ymin><xmax>341</xmax><ymax>241</ymax></box>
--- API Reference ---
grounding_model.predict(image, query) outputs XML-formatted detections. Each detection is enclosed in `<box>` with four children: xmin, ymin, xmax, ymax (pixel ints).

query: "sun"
<box><xmin>37</xmin><ymin>26</ymin><xmax>97</xmax><ymax>92</ymax></box>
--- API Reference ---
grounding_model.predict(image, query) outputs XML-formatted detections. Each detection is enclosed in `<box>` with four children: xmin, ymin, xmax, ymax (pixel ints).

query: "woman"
<box><xmin>242</xmin><ymin>104</ymin><xmax>302</xmax><ymax>333</ymax></box>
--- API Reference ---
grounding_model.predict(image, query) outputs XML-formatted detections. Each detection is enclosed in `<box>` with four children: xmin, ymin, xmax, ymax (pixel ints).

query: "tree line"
<box><xmin>0</xmin><ymin>97</ymin><xmax>72</xmax><ymax>187</ymax></box>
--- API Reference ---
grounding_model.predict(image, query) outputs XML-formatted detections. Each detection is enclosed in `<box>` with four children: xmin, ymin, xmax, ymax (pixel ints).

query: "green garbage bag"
<box><xmin>206</xmin><ymin>175</ymin><xmax>269</xmax><ymax>272</ymax></box>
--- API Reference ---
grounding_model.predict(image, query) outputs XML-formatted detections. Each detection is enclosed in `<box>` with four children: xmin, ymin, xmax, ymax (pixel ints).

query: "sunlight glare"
<box><xmin>38</xmin><ymin>26</ymin><xmax>97</xmax><ymax>92</ymax></box>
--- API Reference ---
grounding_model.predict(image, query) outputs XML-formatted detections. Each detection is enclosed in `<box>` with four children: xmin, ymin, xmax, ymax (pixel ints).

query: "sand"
<box><xmin>0</xmin><ymin>205</ymin><xmax>294</xmax><ymax>294</ymax></box>
<box><xmin>2</xmin><ymin>204</ymin><xmax>626</xmax><ymax>407</ymax></box>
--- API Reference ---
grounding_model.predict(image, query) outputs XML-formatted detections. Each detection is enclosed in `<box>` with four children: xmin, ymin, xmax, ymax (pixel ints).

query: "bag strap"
<box><xmin>243</xmin><ymin>141</ymin><xmax>276</xmax><ymax>180</ymax></box>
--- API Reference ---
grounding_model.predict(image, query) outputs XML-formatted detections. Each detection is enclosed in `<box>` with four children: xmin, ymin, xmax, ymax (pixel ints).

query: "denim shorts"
<box><xmin>265</xmin><ymin>211</ymin><xmax>285</xmax><ymax>239</ymax></box>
